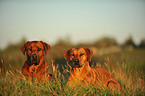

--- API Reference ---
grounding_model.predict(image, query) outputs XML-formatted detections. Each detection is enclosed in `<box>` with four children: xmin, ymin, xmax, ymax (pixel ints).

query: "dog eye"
<box><xmin>38</xmin><ymin>48</ymin><xmax>42</xmax><ymax>51</ymax></box>
<box><xmin>80</xmin><ymin>53</ymin><xmax>84</xmax><ymax>56</ymax></box>
<box><xmin>70</xmin><ymin>54</ymin><xmax>74</xmax><ymax>56</ymax></box>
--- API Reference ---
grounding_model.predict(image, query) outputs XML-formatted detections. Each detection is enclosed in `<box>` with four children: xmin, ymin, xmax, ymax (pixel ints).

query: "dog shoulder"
<box><xmin>22</xmin><ymin>62</ymin><xmax>29</xmax><ymax>72</ymax></box>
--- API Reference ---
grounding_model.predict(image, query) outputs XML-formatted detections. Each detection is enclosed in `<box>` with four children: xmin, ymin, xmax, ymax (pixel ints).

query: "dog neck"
<box><xmin>26</xmin><ymin>56</ymin><xmax>45</xmax><ymax>66</ymax></box>
<box><xmin>70</xmin><ymin>61</ymin><xmax>92</xmax><ymax>83</ymax></box>
<box><xmin>27</xmin><ymin>58</ymin><xmax>47</xmax><ymax>76</ymax></box>
<box><xmin>72</xmin><ymin>61</ymin><xmax>91</xmax><ymax>73</ymax></box>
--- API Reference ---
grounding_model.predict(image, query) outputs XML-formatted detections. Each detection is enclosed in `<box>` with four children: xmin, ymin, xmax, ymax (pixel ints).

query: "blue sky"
<box><xmin>0</xmin><ymin>0</ymin><xmax>145</xmax><ymax>49</ymax></box>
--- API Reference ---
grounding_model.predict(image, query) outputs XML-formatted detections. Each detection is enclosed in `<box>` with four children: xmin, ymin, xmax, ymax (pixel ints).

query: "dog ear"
<box><xmin>41</xmin><ymin>41</ymin><xmax>50</xmax><ymax>54</ymax></box>
<box><xmin>20</xmin><ymin>41</ymin><xmax>30</xmax><ymax>55</ymax></box>
<box><xmin>64</xmin><ymin>49</ymin><xmax>72</xmax><ymax>62</ymax></box>
<box><xmin>84</xmin><ymin>48</ymin><xmax>93</xmax><ymax>61</ymax></box>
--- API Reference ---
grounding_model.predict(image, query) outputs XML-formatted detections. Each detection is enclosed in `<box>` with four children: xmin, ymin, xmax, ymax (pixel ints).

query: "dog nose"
<box><xmin>32</xmin><ymin>54</ymin><xmax>37</xmax><ymax>59</ymax></box>
<box><xmin>74</xmin><ymin>59</ymin><xmax>79</xmax><ymax>63</ymax></box>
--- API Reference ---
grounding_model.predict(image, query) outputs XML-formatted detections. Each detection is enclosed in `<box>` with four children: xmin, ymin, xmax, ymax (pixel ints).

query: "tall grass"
<box><xmin>103</xmin><ymin>57</ymin><xmax>144</xmax><ymax>95</ymax></box>
<box><xmin>0</xmin><ymin>56</ymin><xmax>144</xmax><ymax>96</ymax></box>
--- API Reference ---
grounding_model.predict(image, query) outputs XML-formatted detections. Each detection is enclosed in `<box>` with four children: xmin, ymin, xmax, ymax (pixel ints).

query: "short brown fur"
<box><xmin>64</xmin><ymin>48</ymin><xmax>120</xmax><ymax>90</ymax></box>
<box><xmin>20</xmin><ymin>41</ymin><xmax>52</xmax><ymax>81</ymax></box>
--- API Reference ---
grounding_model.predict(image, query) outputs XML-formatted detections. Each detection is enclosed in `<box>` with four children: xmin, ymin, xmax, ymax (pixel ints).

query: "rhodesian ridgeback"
<box><xmin>64</xmin><ymin>48</ymin><xmax>120</xmax><ymax>90</ymax></box>
<box><xmin>20</xmin><ymin>41</ymin><xmax>52</xmax><ymax>81</ymax></box>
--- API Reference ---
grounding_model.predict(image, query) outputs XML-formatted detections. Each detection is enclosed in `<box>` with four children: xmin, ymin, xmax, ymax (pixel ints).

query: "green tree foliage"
<box><xmin>4</xmin><ymin>37</ymin><xmax>27</xmax><ymax>52</ymax></box>
<box><xmin>94</xmin><ymin>37</ymin><xmax>118</xmax><ymax>48</ymax></box>
<box><xmin>139</xmin><ymin>38</ymin><xmax>145</xmax><ymax>48</ymax></box>
<box><xmin>50</xmin><ymin>37</ymin><xmax>72</xmax><ymax>59</ymax></box>
<box><xmin>124</xmin><ymin>36</ymin><xmax>136</xmax><ymax>47</ymax></box>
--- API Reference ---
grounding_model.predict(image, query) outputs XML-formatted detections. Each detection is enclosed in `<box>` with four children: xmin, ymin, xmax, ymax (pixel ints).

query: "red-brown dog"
<box><xmin>64</xmin><ymin>48</ymin><xmax>120</xmax><ymax>90</ymax></box>
<box><xmin>20</xmin><ymin>41</ymin><xmax>52</xmax><ymax>81</ymax></box>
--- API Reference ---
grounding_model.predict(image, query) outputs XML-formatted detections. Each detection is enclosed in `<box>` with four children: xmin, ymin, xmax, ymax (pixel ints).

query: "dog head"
<box><xmin>64</xmin><ymin>48</ymin><xmax>93</xmax><ymax>68</ymax></box>
<box><xmin>20</xmin><ymin>41</ymin><xmax>50</xmax><ymax>66</ymax></box>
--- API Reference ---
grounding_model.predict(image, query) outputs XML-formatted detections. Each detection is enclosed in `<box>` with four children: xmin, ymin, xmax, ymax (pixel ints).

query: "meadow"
<box><xmin>0</xmin><ymin>39</ymin><xmax>145</xmax><ymax>96</ymax></box>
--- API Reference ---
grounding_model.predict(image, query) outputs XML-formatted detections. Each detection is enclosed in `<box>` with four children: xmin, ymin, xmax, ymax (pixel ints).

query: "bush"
<box><xmin>94</xmin><ymin>37</ymin><xmax>118</xmax><ymax>48</ymax></box>
<box><xmin>139</xmin><ymin>38</ymin><xmax>145</xmax><ymax>48</ymax></box>
<box><xmin>124</xmin><ymin>36</ymin><xmax>136</xmax><ymax>47</ymax></box>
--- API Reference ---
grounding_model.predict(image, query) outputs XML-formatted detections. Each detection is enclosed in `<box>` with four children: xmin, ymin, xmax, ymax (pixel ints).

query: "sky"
<box><xmin>0</xmin><ymin>0</ymin><xmax>145</xmax><ymax>49</ymax></box>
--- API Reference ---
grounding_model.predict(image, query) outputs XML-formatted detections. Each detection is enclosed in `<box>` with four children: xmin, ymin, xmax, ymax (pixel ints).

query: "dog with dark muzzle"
<box><xmin>64</xmin><ymin>48</ymin><xmax>120</xmax><ymax>90</ymax></box>
<box><xmin>20</xmin><ymin>41</ymin><xmax>52</xmax><ymax>81</ymax></box>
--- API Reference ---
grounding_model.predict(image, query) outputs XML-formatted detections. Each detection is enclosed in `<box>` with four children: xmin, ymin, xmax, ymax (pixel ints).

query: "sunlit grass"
<box><xmin>0</xmin><ymin>56</ymin><xmax>144</xmax><ymax>96</ymax></box>
<box><xmin>0</xmin><ymin>48</ymin><xmax>145</xmax><ymax>95</ymax></box>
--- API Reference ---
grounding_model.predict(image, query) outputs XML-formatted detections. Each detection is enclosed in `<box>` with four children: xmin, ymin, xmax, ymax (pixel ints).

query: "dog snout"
<box><xmin>32</xmin><ymin>54</ymin><xmax>37</xmax><ymax>59</ymax></box>
<box><xmin>74</xmin><ymin>59</ymin><xmax>79</xmax><ymax>63</ymax></box>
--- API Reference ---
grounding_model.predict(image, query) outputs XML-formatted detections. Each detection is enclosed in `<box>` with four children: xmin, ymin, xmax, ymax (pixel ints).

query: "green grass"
<box><xmin>0</xmin><ymin>77</ymin><xmax>119</xmax><ymax>96</ymax></box>
<box><xmin>0</xmin><ymin>48</ymin><xmax>145</xmax><ymax>95</ymax></box>
<box><xmin>0</xmin><ymin>65</ymin><xmax>144</xmax><ymax>96</ymax></box>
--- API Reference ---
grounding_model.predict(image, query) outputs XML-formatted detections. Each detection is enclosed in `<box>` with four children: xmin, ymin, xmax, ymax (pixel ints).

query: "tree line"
<box><xmin>0</xmin><ymin>36</ymin><xmax>145</xmax><ymax>52</ymax></box>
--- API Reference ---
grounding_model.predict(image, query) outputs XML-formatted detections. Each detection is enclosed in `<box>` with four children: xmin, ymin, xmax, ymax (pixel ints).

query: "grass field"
<box><xmin>0</xmin><ymin>47</ymin><xmax>145</xmax><ymax>95</ymax></box>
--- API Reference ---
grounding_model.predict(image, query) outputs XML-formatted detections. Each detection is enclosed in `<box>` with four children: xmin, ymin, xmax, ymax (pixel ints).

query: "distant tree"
<box><xmin>5</xmin><ymin>37</ymin><xmax>27</xmax><ymax>51</ymax></box>
<box><xmin>75</xmin><ymin>43</ymin><xmax>93</xmax><ymax>48</ymax></box>
<box><xmin>139</xmin><ymin>38</ymin><xmax>145</xmax><ymax>48</ymax></box>
<box><xmin>94</xmin><ymin>37</ymin><xmax>118</xmax><ymax>48</ymax></box>
<box><xmin>54</xmin><ymin>36</ymin><xmax>72</xmax><ymax>47</ymax></box>
<box><xmin>51</xmin><ymin>36</ymin><xmax>73</xmax><ymax>59</ymax></box>
<box><xmin>124</xmin><ymin>36</ymin><xmax>136</xmax><ymax>47</ymax></box>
